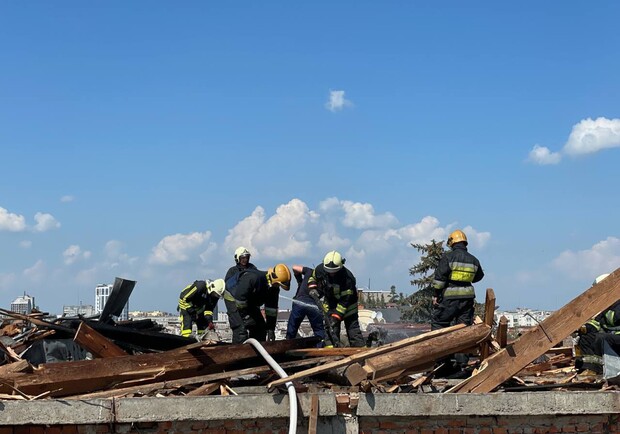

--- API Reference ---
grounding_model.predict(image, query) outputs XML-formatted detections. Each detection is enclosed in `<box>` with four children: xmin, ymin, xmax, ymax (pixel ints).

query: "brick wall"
<box><xmin>359</xmin><ymin>414</ymin><xmax>620</xmax><ymax>434</ymax></box>
<box><xmin>0</xmin><ymin>415</ymin><xmax>618</xmax><ymax>434</ymax></box>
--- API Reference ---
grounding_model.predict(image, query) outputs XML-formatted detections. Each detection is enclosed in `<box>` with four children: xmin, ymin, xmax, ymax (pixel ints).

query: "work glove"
<box><xmin>309</xmin><ymin>289</ymin><xmax>321</xmax><ymax>303</ymax></box>
<box><xmin>267</xmin><ymin>329</ymin><xmax>276</xmax><ymax>342</ymax></box>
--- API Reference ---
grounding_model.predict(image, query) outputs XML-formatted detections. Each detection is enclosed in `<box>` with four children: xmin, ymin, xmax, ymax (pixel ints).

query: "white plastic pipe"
<box><xmin>244</xmin><ymin>338</ymin><xmax>297</xmax><ymax>434</ymax></box>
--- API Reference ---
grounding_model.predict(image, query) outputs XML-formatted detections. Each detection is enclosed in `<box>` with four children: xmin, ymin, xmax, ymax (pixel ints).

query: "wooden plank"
<box><xmin>347</xmin><ymin>323</ymin><xmax>491</xmax><ymax>385</ymax></box>
<box><xmin>497</xmin><ymin>316</ymin><xmax>508</xmax><ymax>348</ymax></box>
<box><xmin>267</xmin><ymin>323</ymin><xmax>466</xmax><ymax>389</ymax></box>
<box><xmin>286</xmin><ymin>348</ymin><xmax>366</xmax><ymax>358</ymax></box>
<box><xmin>186</xmin><ymin>382</ymin><xmax>220</xmax><ymax>396</ymax></box>
<box><xmin>448</xmin><ymin>267</ymin><xmax>620</xmax><ymax>393</ymax></box>
<box><xmin>67</xmin><ymin>355</ymin><xmax>336</xmax><ymax>399</ymax></box>
<box><xmin>74</xmin><ymin>322</ymin><xmax>128</xmax><ymax>358</ymax></box>
<box><xmin>308</xmin><ymin>394</ymin><xmax>319</xmax><ymax>434</ymax></box>
<box><xmin>480</xmin><ymin>288</ymin><xmax>496</xmax><ymax>361</ymax></box>
<box><xmin>4</xmin><ymin>336</ymin><xmax>318</xmax><ymax>397</ymax></box>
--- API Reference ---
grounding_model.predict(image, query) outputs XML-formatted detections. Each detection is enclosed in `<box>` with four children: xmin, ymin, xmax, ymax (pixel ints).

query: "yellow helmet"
<box><xmin>323</xmin><ymin>250</ymin><xmax>345</xmax><ymax>273</ymax></box>
<box><xmin>447</xmin><ymin>229</ymin><xmax>468</xmax><ymax>247</ymax></box>
<box><xmin>234</xmin><ymin>246</ymin><xmax>251</xmax><ymax>263</ymax></box>
<box><xmin>207</xmin><ymin>278</ymin><xmax>225</xmax><ymax>298</ymax></box>
<box><xmin>268</xmin><ymin>264</ymin><xmax>291</xmax><ymax>290</ymax></box>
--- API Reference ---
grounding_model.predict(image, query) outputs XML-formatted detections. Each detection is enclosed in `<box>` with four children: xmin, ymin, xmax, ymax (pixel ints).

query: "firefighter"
<box><xmin>575</xmin><ymin>273</ymin><xmax>617</xmax><ymax>375</ymax></box>
<box><xmin>307</xmin><ymin>251</ymin><xmax>365</xmax><ymax>347</ymax></box>
<box><xmin>431</xmin><ymin>229</ymin><xmax>484</xmax><ymax>374</ymax></box>
<box><xmin>285</xmin><ymin>265</ymin><xmax>326</xmax><ymax>343</ymax></box>
<box><xmin>225</xmin><ymin>246</ymin><xmax>258</xmax><ymax>281</ymax></box>
<box><xmin>178</xmin><ymin>278</ymin><xmax>225</xmax><ymax>338</ymax></box>
<box><xmin>225</xmin><ymin>264</ymin><xmax>291</xmax><ymax>344</ymax></box>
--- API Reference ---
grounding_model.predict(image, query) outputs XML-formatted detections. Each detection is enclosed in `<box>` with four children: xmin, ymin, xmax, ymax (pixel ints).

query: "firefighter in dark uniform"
<box><xmin>286</xmin><ymin>265</ymin><xmax>326</xmax><ymax>342</ymax></box>
<box><xmin>575</xmin><ymin>273</ymin><xmax>618</xmax><ymax>375</ymax></box>
<box><xmin>178</xmin><ymin>278</ymin><xmax>225</xmax><ymax>338</ymax></box>
<box><xmin>431</xmin><ymin>229</ymin><xmax>484</xmax><ymax>374</ymax></box>
<box><xmin>308</xmin><ymin>251</ymin><xmax>365</xmax><ymax>347</ymax></box>
<box><xmin>225</xmin><ymin>264</ymin><xmax>291</xmax><ymax>344</ymax></box>
<box><xmin>225</xmin><ymin>246</ymin><xmax>258</xmax><ymax>281</ymax></box>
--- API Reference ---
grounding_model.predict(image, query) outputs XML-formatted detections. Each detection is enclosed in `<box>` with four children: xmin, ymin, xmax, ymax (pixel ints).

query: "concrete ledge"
<box><xmin>356</xmin><ymin>391</ymin><xmax>620</xmax><ymax>416</ymax></box>
<box><xmin>0</xmin><ymin>392</ymin><xmax>619</xmax><ymax>425</ymax></box>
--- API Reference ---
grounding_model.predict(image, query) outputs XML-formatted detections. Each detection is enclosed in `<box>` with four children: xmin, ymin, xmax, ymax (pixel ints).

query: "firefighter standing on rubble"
<box><xmin>285</xmin><ymin>265</ymin><xmax>326</xmax><ymax>343</ymax></box>
<box><xmin>430</xmin><ymin>229</ymin><xmax>484</xmax><ymax>374</ymax></box>
<box><xmin>225</xmin><ymin>264</ymin><xmax>291</xmax><ymax>344</ymax></box>
<box><xmin>575</xmin><ymin>273</ymin><xmax>620</xmax><ymax>375</ymax></box>
<box><xmin>178</xmin><ymin>278</ymin><xmax>226</xmax><ymax>338</ymax></box>
<box><xmin>225</xmin><ymin>246</ymin><xmax>258</xmax><ymax>281</ymax></box>
<box><xmin>307</xmin><ymin>251</ymin><xmax>365</xmax><ymax>347</ymax></box>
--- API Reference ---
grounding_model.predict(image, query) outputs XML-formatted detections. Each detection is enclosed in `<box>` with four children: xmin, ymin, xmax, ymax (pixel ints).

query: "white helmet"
<box><xmin>207</xmin><ymin>279</ymin><xmax>225</xmax><ymax>298</ymax></box>
<box><xmin>323</xmin><ymin>250</ymin><xmax>345</xmax><ymax>273</ymax></box>
<box><xmin>234</xmin><ymin>246</ymin><xmax>251</xmax><ymax>264</ymax></box>
<box><xmin>593</xmin><ymin>273</ymin><xmax>611</xmax><ymax>286</ymax></box>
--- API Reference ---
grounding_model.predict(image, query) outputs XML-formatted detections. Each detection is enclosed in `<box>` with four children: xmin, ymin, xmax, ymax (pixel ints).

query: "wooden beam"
<box><xmin>480</xmin><ymin>288</ymin><xmax>496</xmax><ymax>361</ymax></box>
<box><xmin>497</xmin><ymin>316</ymin><xmax>508</xmax><ymax>348</ymax></box>
<box><xmin>346</xmin><ymin>323</ymin><xmax>491</xmax><ymax>385</ymax></box>
<box><xmin>448</xmin><ymin>267</ymin><xmax>620</xmax><ymax>393</ymax></box>
<box><xmin>267</xmin><ymin>323</ymin><xmax>466</xmax><ymax>389</ymax></box>
<box><xmin>3</xmin><ymin>337</ymin><xmax>318</xmax><ymax>397</ymax></box>
<box><xmin>308</xmin><ymin>394</ymin><xmax>319</xmax><ymax>434</ymax></box>
<box><xmin>74</xmin><ymin>322</ymin><xmax>128</xmax><ymax>358</ymax></box>
<box><xmin>286</xmin><ymin>348</ymin><xmax>366</xmax><ymax>358</ymax></box>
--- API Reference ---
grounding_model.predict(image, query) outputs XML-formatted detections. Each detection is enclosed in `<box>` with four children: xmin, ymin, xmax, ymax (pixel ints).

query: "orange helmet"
<box><xmin>447</xmin><ymin>229</ymin><xmax>467</xmax><ymax>247</ymax></box>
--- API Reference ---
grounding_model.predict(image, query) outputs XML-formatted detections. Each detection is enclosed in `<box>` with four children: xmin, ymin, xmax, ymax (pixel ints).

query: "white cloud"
<box><xmin>0</xmin><ymin>273</ymin><xmax>17</xmax><ymax>291</ymax></box>
<box><xmin>33</xmin><ymin>212</ymin><xmax>61</xmax><ymax>232</ymax></box>
<box><xmin>23</xmin><ymin>260</ymin><xmax>47</xmax><ymax>282</ymax></box>
<box><xmin>225</xmin><ymin>199</ymin><xmax>320</xmax><ymax>260</ymax></box>
<box><xmin>0</xmin><ymin>207</ymin><xmax>26</xmax><ymax>232</ymax></box>
<box><xmin>552</xmin><ymin>236</ymin><xmax>620</xmax><ymax>279</ymax></box>
<box><xmin>528</xmin><ymin>117</ymin><xmax>620</xmax><ymax>165</ymax></box>
<box><xmin>319</xmin><ymin>197</ymin><xmax>398</xmax><ymax>229</ymax></box>
<box><xmin>20</xmin><ymin>240</ymin><xmax>32</xmax><ymax>249</ymax></box>
<box><xmin>317</xmin><ymin>232</ymin><xmax>351</xmax><ymax>250</ymax></box>
<box><xmin>461</xmin><ymin>225</ymin><xmax>491</xmax><ymax>249</ymax></box>
<box><xmin>325</xmin><ymin>90</ymin><xmax>353</xmax><ymax>112</ymax></box>
<box><xmin>60</xmin><ymin>195</ymin><xmax>75</xmax><ymax>203</ymax></box>
<box><xmin>563</xmin><ymin>117</ymin><xmax>620</xmax><ymax>156</ymax></box>
<box><xmin>63</xmin><ymin>244</ymin><xmax>92</xmax><ymax>265</ymax></box>
<box><xmin>527</xmin><ymin>145</ymin><xmax>562</xmax><ymax>165</ymax></box>
<box><xmin>149</xmin><ymin>231</ymin><xmax>213</xmax><ymax>265</ymax></box>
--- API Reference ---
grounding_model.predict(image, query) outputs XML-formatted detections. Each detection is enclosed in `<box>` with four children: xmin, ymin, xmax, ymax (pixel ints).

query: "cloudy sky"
<box><xmin>1</xmin><ymin>2</ymin><xmax>619</xmax><ymax>314</ymax></box>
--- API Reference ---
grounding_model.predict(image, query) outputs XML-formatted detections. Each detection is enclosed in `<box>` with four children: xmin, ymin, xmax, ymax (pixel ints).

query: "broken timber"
<box><xmin>0</xmin><ymin>337</ymin><xmax>319</xmax><ymax>398</ymax></box>
<box><xmin>74</xmin><ymin>322</ymin><xmax>127</xmax><ymax>358</ymax></box>
<box><xmin>345</xmin><ymin>322</ymin><xmax>491</xmax><ymax>385</ymax></box>
<box><xmin>267</xmin><ymin>323</ymin><xmax>466</xmax><ymax>389</ymax></box>
<box><xmin>448</xmin><ymin>267</ymin><xmax>620</xmax><ymax>393</ymax></box>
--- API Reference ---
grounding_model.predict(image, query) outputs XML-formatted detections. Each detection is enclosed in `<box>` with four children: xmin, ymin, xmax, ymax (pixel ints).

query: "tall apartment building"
<box><xmin>10</xmin><ymin>293</ymin><xmax>35</xmax><ymax>314</ymax></box>
<box><xmin>95</xmin><ymin>283</ymin><xmax>129</xmax><ymax>320</ymax></box>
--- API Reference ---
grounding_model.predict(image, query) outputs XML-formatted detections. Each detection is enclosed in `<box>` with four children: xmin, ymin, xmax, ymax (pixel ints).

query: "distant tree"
<box><xmin>380</xmin><ymin>294</ymin><xmax>386</xmax><ymax>308</ymax></box>
<box><xmin>389</xmin><ymin>285</ymin><xmax>398</xmax><ymax>303</ymax></box>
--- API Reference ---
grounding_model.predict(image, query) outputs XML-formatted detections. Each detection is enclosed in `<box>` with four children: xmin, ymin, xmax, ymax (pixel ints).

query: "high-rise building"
<box><xmin>10</xmin><ymin>292</ymin><xmax>35</xmax><ymax>314</ymax></box>
<box><xmin>94</xmin><ymin>283</ymin><xmax>129</xmax><ymax>320</ymax></box>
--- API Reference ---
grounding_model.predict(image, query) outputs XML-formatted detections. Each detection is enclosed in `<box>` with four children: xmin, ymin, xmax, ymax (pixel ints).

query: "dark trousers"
<box><xmin>576</xmin><ymin>330</ymin><xmax>603</xmax><ymax>373</ymax></box>
<box><xmin>226</xmin><ymin>299</ymin><xmax>267</xmax><ymax>344</ymax></box>
<box><xmin>431</xmin><ymin>298</ymin><xmax>475</xmax><ymax>371</ymax></box>
<box><xmin>325</xmin><ymin>315</ymin><xmax>365</xmax><ymax>348</ymax></box>
<box><xmin>286</xmin><ymin>299</ymin><xmax>325</xmax><ymax>342</ymax></box>
<box><xmin>180</xmin><ymin>309</ymin><xmax>207</xmax><ymax>337</ymax></box>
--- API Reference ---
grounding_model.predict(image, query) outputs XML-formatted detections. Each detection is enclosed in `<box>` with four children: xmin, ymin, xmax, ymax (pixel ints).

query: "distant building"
<box><xmin>95</xmin><ymin>283</ymin><xmax>129</xmax><ymax>320</ymax></box>
<box><xmin>358</xmin><ymin>289</ymin><xmax>393</xmax><ymax>305</ymax></box>
<box><xmin>495</xmin><ymin>307</ymin><xmax>553</xmax><ymax>328</ymax></box>
<box><xmin>11</xmin><ymin>293</ymin><xmax>35</xmax><ymax>314</ymax></box>
<box><xmin>62</xmin><ymin>304</ymin><xmax>96</xmax><ymax>317</ymax></box>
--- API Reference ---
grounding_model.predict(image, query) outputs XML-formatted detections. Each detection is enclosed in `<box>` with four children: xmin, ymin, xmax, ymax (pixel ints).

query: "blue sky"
<box><xmin>1</xmin><ymin>2</ymin><xmax>619</xmax><ymax>314</ymax></box>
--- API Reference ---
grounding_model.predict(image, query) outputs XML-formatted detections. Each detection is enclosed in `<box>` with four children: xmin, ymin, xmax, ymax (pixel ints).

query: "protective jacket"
<box><xmin>225</xmin><ymin>262</ymin><xmax>257</xmax><ymax>281</ymax></box>
<box><xmin>293</xmin><ymin>266</ymin><xmax>314</xmax><ymax>302</ymax></box>
<box><xmin>432</xmin><ymin>243</ymin><xmax>484</xmax><ymax>300</ymax></box>
<box><xmin>178</xmin><ymin>280</ymin><xmax>218</xmax><ymax>320</ymax></box>
<box><xmin>308</xmin><ymin>264</ymin><xmax>359</xmax><ymax>319</ymax></box>
<box><xmin>226</xmin><ymin>269</ymin><xmax>280</xmax><ymax>331</ymax></box>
